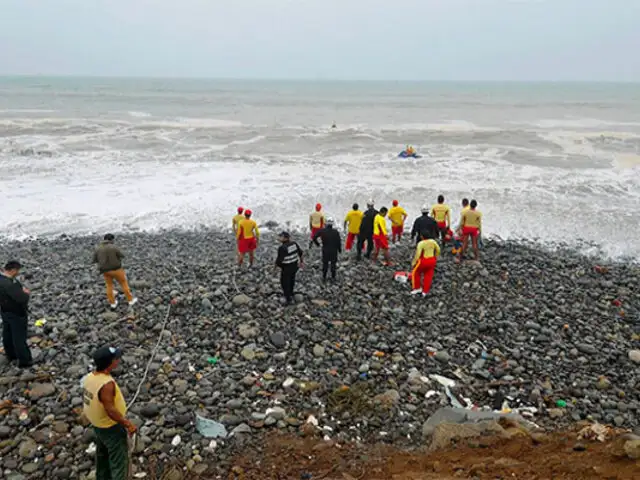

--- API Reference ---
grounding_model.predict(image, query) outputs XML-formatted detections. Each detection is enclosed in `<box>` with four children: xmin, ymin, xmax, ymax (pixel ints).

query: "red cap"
<box><xmin>244</xmin><ymin>209</ymin><xmax>252</xmax><ymax>217</ymax></box>
<box><xmin>237</xmin><ymin>207</ymin><xmax>244</xmax><ymax>213</ymax></box>
<box><xmin>315</xmin><ymin>203</ymin><xmax>322</xmax><ymax>211</ymax></box>
<box><xmin>392</xmin><ymin>200</ymin><xmax>399</xmax><ymax>206</ymax></box>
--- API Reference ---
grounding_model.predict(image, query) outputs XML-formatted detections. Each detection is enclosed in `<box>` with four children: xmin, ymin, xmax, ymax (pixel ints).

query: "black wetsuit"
<box><xmin>0</xmin><ymin>274</ymin><xmax>32</xmax><ymax>367</ymax></box>
<box><xmin>411</xmin><ymin>214</ymin><xmax>439</xmax><ymax>244</ymax></box>
<box><xmin>276</xmin><ymin>240</ymin><xmax>303</xmax><ymax>303</ymax></box>
<box><xmin>358</xmin><ymin>207</ymin><xmax>378</xmax><ymax>259</ymax></box>
<box><xmin>313</xmin><ymin>226</ymin><xmax>342</xmax><ymax>281</ymax></box>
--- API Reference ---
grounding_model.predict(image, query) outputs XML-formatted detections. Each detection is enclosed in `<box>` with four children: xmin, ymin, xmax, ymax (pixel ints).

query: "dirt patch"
<box><xmin>227</xmin><ymin>428</ymin><xmax>640</xmax><ymax>480</ymax></box>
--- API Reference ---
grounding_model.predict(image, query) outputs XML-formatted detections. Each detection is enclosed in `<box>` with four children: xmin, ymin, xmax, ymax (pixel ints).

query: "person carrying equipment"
<box><xmin>431</xmin><ymin>195</ymin><xmax>451</xmax><ymax>246</ymax></box>
<box><xmin>457</xmin><ymin>199</ymin><xmax>482</xmax><ymax>262</ymax></box>
<box><xmin>372</xmin><ymin>207</ymin><xmax>392</xmax><ymax>265</ymax></box>
<box><xmin>237</xmin><ymin>209</ymin><xmax>260</xmax><ymax>267</ymax></box>
<box><xmin>312</xmin><ymin>217</ymin><xmax>342</xmax><ymax>283</ymax></box>
<box><xmin>343</xmin><ymin>203</ymin><xmax>363</xmax><ymax>252</ymax></box>
<box><xmin>232</xmin><ymin>207</ymin><xmax>245</xmax><ymax>235</ymax></box>
<box><xmin>410</xmin><ymin>233</ymin><xmax>441</xmax><ymax>296</ymax></box>
<box><xmin>275</xmin><ymin>231</ymin><xmax>304</xmax><ymax>305</ymax></box>
<box><xmin>357</xmin><ymin>200</ymin><xmax>378</xmax><ymax>260</ymax></box>
<box><xmin>388</xmin><ymin>200</ymin><xmax>408</xmax><ymax>243</ymax></box>
<box><xmin>309</xmin><ymin>203</ymin><xmax>326</xmax><ymax>249</ymax></box>
<box><xmin>410</xmin><ymin>205</ymin><xmax>439</xmax><ymax>244</ymax></box>
<box><xmin>405</xmin><ymin>145</ymin><xmax>416</xmax><ymax>156</ymax></box>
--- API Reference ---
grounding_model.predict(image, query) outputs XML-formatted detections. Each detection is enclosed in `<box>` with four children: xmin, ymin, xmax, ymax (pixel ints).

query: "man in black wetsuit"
<box><xmin>357</xmin><ymin>200</ymin><xmax>378</xmax><ymax>261</ymax></box>
<box><xmin>411</xmin><ymin>205</ymin><xmax>439</xmax><ymax>244</ymax></box>
<box><xmin>312</xmin><ymin>217</ymin><xmax>342</xmax><ymax>283</ymax></box>
<box><xmin>275</xmin><ymin>232</ymin><xmax>303</xmax><ymax>305</ymax></box>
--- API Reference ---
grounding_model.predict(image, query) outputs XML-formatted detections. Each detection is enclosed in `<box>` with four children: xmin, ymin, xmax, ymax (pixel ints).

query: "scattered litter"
<box><xmin>393</xmin><ymin>271</ymin><xmax>410</xmax><ymax>283</ymax></box>
<box><xmin>134</xmin><ymin>473</ymin><xmax>148</xmax><ymax>479</ymax></box>
<box><xmin>306</xmin><ymin>415</ymin><xmax>319</xmax><ymax>426</ymax></box>
<box><xmin>577</xmin><ymin>423</ymin><xmax>612</xmax><ymax>442</ymax></box>
<box><xmin>445</xmin><ymin>386</ymin><xmax>466</xmax><ymax>409</ymax></box>
<box><xmin>425</xmin><ymin>390</ymin><xmax>438</xmax><ymax>399</ymax></box>
<box><xmin>195</xmin><ymin>414</ymin><xmax>228</xmax><ymax>439</ymax></box>
<box><xmin>34</xmin><ymin>318</ymin><xmax>47</xmax><ymax>327</ymax></box>
<box><xmin>187</xmin><ymin>363</ymin><xmax>196</xmax><ymax>373</ymax></box>
<box><xmin>207</xmin><ymin>440</ymin><xmax>218</xmax><ymax>451</ymax></box>
<box><xmin>556</xmin><ymin>399</ymin><xmax>567</xmax><ymax>408</ymax></box>
<box><xmin>207</xmin><ymin>357</ymin><xmax>218</xmax><ymax>365</ymax></box>
<box><xmin>283</xmin><ymin>378</ymin><xmax>295</xmax><ymax>388</ymax></box>
<box><xmin>429</xmin><ymin>374</ymin><xmax>456</xmax><ymax>388</ymax></box>
<box><xmin>171</xmin><ymin>435</ymin><xmax>181</xmax><ymax>447</ymax></box>
<box><xmin>86</xmin><ymin>443</ymin><xmax>96</xmax><ymax>454</ymax></box>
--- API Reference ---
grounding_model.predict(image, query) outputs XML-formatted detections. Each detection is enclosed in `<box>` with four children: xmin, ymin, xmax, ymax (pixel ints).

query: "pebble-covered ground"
<box><xmin>0</xmin><ymin>229</ymin><xmax>639</xmax><ymax>479</ymax></box>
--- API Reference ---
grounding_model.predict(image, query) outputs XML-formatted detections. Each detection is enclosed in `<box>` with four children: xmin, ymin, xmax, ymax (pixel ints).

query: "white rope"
<box><xmin>128</xmin><ymin>302</ymin><xmax>172</xmax><ymax>408</ymax></box>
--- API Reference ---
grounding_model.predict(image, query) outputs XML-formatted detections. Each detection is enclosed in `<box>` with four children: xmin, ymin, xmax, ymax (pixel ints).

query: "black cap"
<box><xmin>279</xmin><ymin>231</ymin><xmax>290</xmax><ymax>238</ymax></box>
<box><xmin>93</xmin><ymin>346</ymin><xmax>123</xmax><ymax>371</ymax></box>
<box><xmin>4</xmin><ymin>260</ymin><xmax>23</xmax><ymax>270</ymax></box>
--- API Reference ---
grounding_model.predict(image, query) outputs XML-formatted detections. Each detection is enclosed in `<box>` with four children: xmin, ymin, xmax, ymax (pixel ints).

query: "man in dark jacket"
<box><xmin>0</xmin><ymin>261</ymin><xmax>33</xmax><ymax>367</ymax></box>
<box><xmin>411</xmin><ymin>205</ymin><xmax>439</xmax><ymax>244</ymax></box>
<box><xmin>357</xmin><ymin>200</ymin><xmax>378</xmax><ymax>260</ymax></box>
<box><xmin>312</xmin><ymin>217</ymin><xmax>342</xmax><ymax>282</ymax></box>
<box><xmin>93</xmin><ymin>234</ymin><xmax>137</xmax><ymax>309</ymax></box>
<box><xmin>275</xmin><ymin>231</ymin><xmax>304</xmax><ymax>305</ymax></box>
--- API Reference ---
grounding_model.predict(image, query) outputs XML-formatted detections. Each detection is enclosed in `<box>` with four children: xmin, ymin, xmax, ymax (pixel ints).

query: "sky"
<box><xmin>1</xmin><ymin>0</ymin><xmax>639</xmax><ymax>81</ymax></box>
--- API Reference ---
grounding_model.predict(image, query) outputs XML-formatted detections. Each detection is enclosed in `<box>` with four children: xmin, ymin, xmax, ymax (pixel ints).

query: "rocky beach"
<box><xmin>0</xmin><ymin>228</ymin><xmax>639</xmax><ymax>479</ymax></box>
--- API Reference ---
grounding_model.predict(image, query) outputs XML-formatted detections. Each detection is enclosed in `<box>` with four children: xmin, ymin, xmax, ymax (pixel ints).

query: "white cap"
<box><xmin>421</xmin><ymin>204</ymin><xmax>429</xmax><ymax>213</ymax></box>
<box><xmin>366</xmin><ymin>199</ymin><xmax>374</xmax><ymax>207</ymax></box>
<box><xmin>326</xmin><ymin>217</ymin><xmax>335</xmax><ymax>225</ymax></box>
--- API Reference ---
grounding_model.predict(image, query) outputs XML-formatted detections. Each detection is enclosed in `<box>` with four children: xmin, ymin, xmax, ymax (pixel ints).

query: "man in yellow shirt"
<box><xmin>431</xmin><ymin>195</ymin><xmax>451</xmax><ymax>246</ymax></box>
<box><xmin>309</xmin><ymin>203</ymin><xmax>326</xmax><ymax>249</ymax></box>
<box><xmin>343</xmin><ymin>203</ymin><xmax>363</xmax><ymax>252</ymax></box>
<box><xmin>232</xmin><ymin>207</ymin><xmax>244</xmax><ymax>235</ymax></box>
<box><xmin>372</xmin><ymin>207</ymin><xmax>392</xmax><ymax>265</ymax></box>
<box><xmin>83</xmin><ymin>346</ymin><xmax>136</xmax><ymax>480</ymax></box>
<box><xmin>458</xmin><ymin>199</ymin><xmax>482</xmax><ymax>262</ymax></box>
<box><xmin>388</xmin><ymin>200</ymin><xmax>408</xmax><ymax>243</ymax></box>
<box><xmin>411</xmin><ymin>233</ymin><xmax>441</xmax><ymax>296</ymax></box>
<box><xmin>236</xmin><ymin>209</ymin><xmax>260</xmax><ymax>267</ymax></box>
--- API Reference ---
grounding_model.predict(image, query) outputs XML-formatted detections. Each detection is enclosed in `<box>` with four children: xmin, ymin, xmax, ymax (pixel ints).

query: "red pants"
<box><xmin>311</xmin><ymin>227</ymin><xmax>322</xmax><ymax>239</ymax></box>
<box><xmin>238</xmin><ymin>237</ymin><xmax>257</xmax><ymax>253</ymax></box>
<box><xmin>462</xmin><ymin>226</ymin><xmax>480</xmax><ymax>238</ymax></box>
<box><xmin>411</xmin><ymin>257</ymin><xmax>437</xmax><ymax>293</ymax></box>
<box><xmin>373</xmin><ymin>234</ymin><xmax>389</xmax><ymax>252</ymax></box>
<box><xmin>392</xmin><ymin>225</ymin><xmax>403</xmax><ymax>236</ymax></box>
<box><xmin>345</xmin><ymin>232</ymin><xmax>357</xmax><ymax>251</ymax></box>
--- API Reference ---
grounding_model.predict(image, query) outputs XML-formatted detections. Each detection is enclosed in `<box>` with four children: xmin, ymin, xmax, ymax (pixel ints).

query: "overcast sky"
<box><xmin>1</xmin><ymin>0</ymin><xmax>639</xmax><ymax>81</ymax></box>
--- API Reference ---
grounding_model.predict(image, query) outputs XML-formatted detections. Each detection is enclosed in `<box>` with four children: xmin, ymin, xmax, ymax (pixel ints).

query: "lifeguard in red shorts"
<box><xmin>388</xmin><ymin>200</ymin><xmax>407</xmax><ymax>243</ymax></box>
<box><xmin>457</xmin><ymin>199</ymin><xmax>482</xmax><ymax>262</ymax></box>
<box><xmin>372</xmin><ymin>207</ymin><xmax>392</xmax><ymax>265</ymax></box>
<box><xmin>411</xmin><ymin>233</ymin><xmax>441</xmax><ymax>296</ymax></box>
<box><xmin>431</xmin><ymin>195</ymin><xmax>451</xmax><ymax>246</ymax></box>
<box><xmin>343</xmin><ymin>203</ymin><xmax>363</xmax><ymax>251</ymax></box>
<box><xmin>309</xmin><ymin>203</ymin><xmax>326</xmax><ymax>248</ymax></box>
<box><xmin>236</xmin><ymin>209</ymin><xmax>260</xmax><ymax>267</ymax></box>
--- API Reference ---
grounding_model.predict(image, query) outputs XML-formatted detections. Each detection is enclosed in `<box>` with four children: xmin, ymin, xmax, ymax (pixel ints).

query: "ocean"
<box><xmin>1</xmin><ymin>77</ymin><xmax>639</xmax><ymax>258</ymax></box>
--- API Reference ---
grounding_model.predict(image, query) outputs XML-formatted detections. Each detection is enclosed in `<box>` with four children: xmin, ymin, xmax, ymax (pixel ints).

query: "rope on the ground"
<box><xmin>128</xmin><ymin>302</ymin><xmax>172</xmax><ymax>408</ymax></box>
<box><xmin>231</xmin><ymin>264</ymin><xmax>241</xmax><ymax>294</ymax></box>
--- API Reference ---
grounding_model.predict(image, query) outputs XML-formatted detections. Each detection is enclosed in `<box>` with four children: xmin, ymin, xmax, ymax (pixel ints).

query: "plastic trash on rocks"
<box><xmin>393</xmin><ymin>271</ymin><xmax>411</xmax><ymax>283</ymax></box>
<box><xmin>195</xmin><ymin>414</ymin><xmax>228</xmax><ymax>439</ymax></box>
<box><xmin>578</xmin><ymin>423</ymin><xmax>612</xmax><ymax>442</ymax></box>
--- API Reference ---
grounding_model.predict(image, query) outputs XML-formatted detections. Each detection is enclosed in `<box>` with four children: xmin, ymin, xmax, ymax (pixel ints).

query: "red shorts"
<box><xmin>437</xmin><ymin>221</ymin><xmax>447</xmax><ymax>230</ymax></box>
<box><xmin>391</xmin><ymin>225</ymin><xmax>403</xmax><ymax>236</ymax></box>
<box><xmin>311</xmin><ymin>227</ymin><xmax>322</xmax><ymax>239</ymax></box>
<box><xmin>462</xmin><ymin>226</ymin><xmax>480</xmax><ymax>238</ymax></box>
<box><xmin>345</xmin><ymin>232</ymin><xmax>357</xmax><ymax>250</ymax></box>
<box><xmin>373</xmin><ymin>234</ymin><xmax>389</xmax><ymax>250</ymax></box>
<box><xmin>238</xmin><ymin>237</ymin><xmax>257</xmax><ymax>253</ymax></box>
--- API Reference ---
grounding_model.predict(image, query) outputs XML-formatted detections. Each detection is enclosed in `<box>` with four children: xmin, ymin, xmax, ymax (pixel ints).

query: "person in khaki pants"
<box><xmin>93</xmin><ymin>234</ymin><xmax>137</xmax><ymax>309</ymax></box>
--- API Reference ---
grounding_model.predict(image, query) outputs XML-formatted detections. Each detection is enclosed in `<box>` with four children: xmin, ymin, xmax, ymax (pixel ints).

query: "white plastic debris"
<box><xmin>134</xmin><ymin>473</ymin><xmax>148</xmax><ymax>479</ymax></box>
<box><xmin>283</xmin><ymin>378</ymin><xmax>295</xmax><ymax>388</ymax></box>
<box><xmin>306</xmin><ymin>415</ymin><xmax>319</xmax><ymax>426</ymax></box>
<box><xmin>207</xmin><ymin>440</ymin><xmax>218</xmax><ymax>451</ymax></box>
<box><xmin>425</xmin><ymin>390</ymin><xmax>438</xmax><ymax>399</ymax></box>
<box><xmin>429</xmin><ymin>374</ymin><xmax>456</xmax><ymax>388</ymax></box>
<box><xmin>171</xmin><ymin>435</ymin><xmax>181</xmax><ymax>447</ymax></box>
<box><xmin>86</xmin><ymin>443</ymin><xmax>96</xmax><ymax>454</ymax></box>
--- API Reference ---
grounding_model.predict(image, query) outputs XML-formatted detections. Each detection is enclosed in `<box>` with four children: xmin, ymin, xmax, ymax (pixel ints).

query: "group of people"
<box><xmin>231</xmin><ymin>196</ymin><xmax>483</xmax><ymax>303</ymax></box>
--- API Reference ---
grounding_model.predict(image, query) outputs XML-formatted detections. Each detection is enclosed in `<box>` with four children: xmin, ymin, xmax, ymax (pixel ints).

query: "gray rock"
<box><xmin>63</xmin><ymin>328</ymin><xmax>78</xmax><ymax>341</ymax></box>
<box><xmin>238</xmin><ymin>323</ymin><xmax>259</xmax><ymax>339</ymax></box>
<box><xmin>232</xmin><ymin>294</ymin><xmax>251</xmax><ymax>306</ymax></box>
<box><xmin>269</xmin><ymin>331</ymin><xmax>286</xmax><ymax>348</ymax></box>
<box><xmin>21</xmin><ymin>463</ymin><xmax>39</xmax><ymax>474</ymax></box>
<box><xmin>312</xmin><ymin>344</ymin><xmax>325</xmax><ymax>357</ymax></box>
<box><xmin>0</xmin><ymin>425</ymin><xmax>12</xmax><ymax>439</ymax></box>
<box><xmin>434</xmin><ymin>351</ymin><xmax>451</xmax><ymax>363</ymax></box>
<box><xmin>628</xmin><ymin>350</ymin><xmax>640</xmax><ymax>364</ymax></box>
<box><xmin>230</xmin><ymin>423</ymin><xmax>252</xmax><ymax>436</ymax></box>
<box><xmin>29</xmin><ymin>382</ymin><xmax>56</xmax><ymax>400</ymax></box>
<box><xmin>18</xmin><ymin>438</ymin><xmax>37</xmax><ymax>458</ymax></box>
<box><xmin>241</xmin><ymin>348</ymin><xmax>256</xmax><ymax>361</ymax></box>
<box><xmin>99</xmin><ymin>311</ymin><xmax>120</xmax><ymax>322</ymax></box>
<box><xmin>576</xmin><ymin>343</ymin><xmax>597</xmax><ymax>355</ymax></box>
<box><xmin>201</xmin><ymin>298</ymin><xmax>213</xmax><ymax>310</ymax></box>
<box><xmin>140</xmin><ymin>403</ymin><xmax>161</xmax><ymax>418</ymax></box>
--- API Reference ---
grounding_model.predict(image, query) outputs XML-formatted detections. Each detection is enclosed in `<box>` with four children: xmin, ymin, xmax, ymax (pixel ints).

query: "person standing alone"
<box><xmin>236</xmin><ymin>209</ymin><xmax>260</xmax><ymax>267</ymax></box>
<box><xmin>276</xmin><ymin>231</ymin><xmax>304</xmax><ymax>305</ymax></box>
<box><xmin>93</xmin><ymin>235</ymin><xmax>137</xmax><ymax>310</ymax></box>
<box><xmin>0</xmin><ymin>261</ymin><xmax>33</xmax><ymax>368</ymax></box>
<box><xmin>83</xmin><ymin>346</ymin><xmax>136</xmax><ymax>480</ymax></box>
<box><xmin>313</xmin><ymin>217</ymin><xmax>342</xmax><ymax>283</ymax></box>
